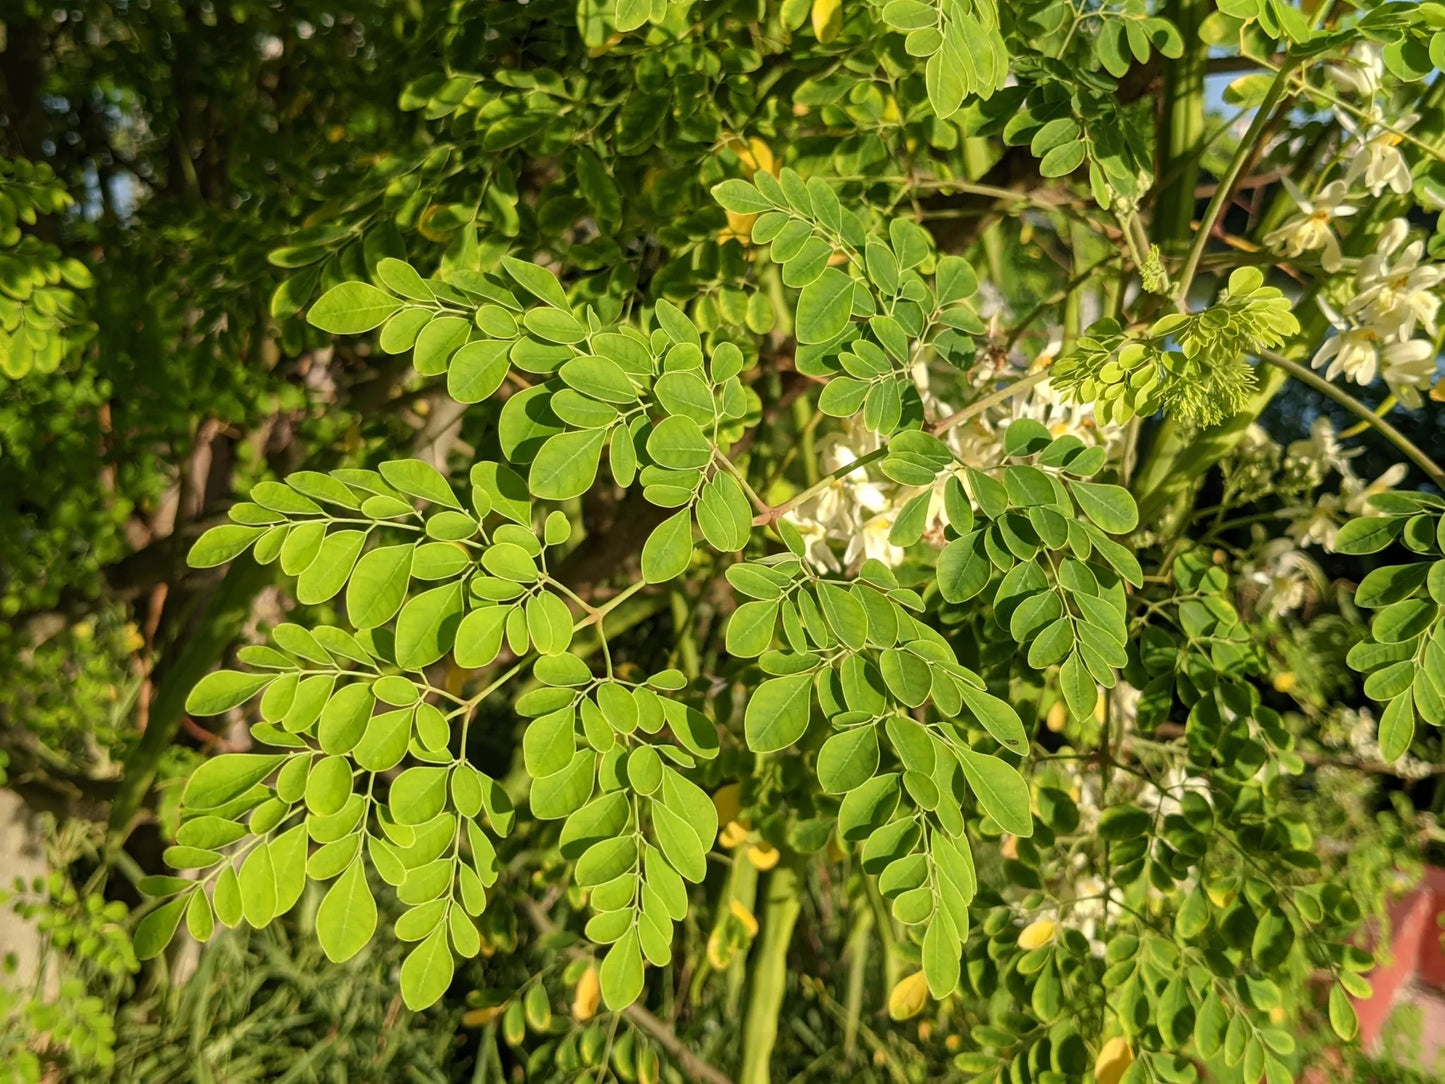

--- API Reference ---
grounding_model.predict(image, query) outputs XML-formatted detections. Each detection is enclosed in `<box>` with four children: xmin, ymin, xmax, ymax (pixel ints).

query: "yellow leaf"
<box><xmin>573</xmin><ymin>964</ymin><xmax>601</xmax><ymax>1021</ymax></box>
<box><xmin>887</xmin><ymin>971</ymin><xmax>929</xmax><ymax>1021</ymax></box>
<box><xmin>812</xmin><ymin>0</ymin><xmax>844</xmax><ymax>42</ymax></box>
<box><xmin>461</xmin><ymin>1005</ymin><xmax>505</xmax><ymax>1028</ymax></box>
<box><xmin>1094</xmin><ymin>1036</ymin><xmax>1133</xmax><ymax>1084</ymax></box>
<box><xmin>729</xmin><ymin>898</ymin><xmax>759</xmax><ymax>937</ymax></box>
<box><xmin>1017</xmin><ymin>919</ymin><xmax>1056</xmax><ymax>951</ymax></box>
<box><xmin>712</xmin><ymin>784</ymin><xmax>742</xmax><ymax>829</ymax></box>
<box><xmin>746</xmin><ymin>842</ymin><xmax>780</xmax><ymax>870</ymax></box>
<box><xmin>720</xmin><ymin>210</ymin><xmax>757</xmax><ymax>245</ymax></box>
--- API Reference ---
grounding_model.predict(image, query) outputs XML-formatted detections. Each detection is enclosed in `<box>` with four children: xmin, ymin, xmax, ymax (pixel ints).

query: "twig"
<box><xmin>1174</xmin><ymin>57</ymin><xmax>1297</xmax><ymax>306</ymax></box>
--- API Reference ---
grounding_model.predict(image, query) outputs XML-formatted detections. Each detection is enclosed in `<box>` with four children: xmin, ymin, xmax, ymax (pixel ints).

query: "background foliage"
<box><xmin>4</xmin><ymin>0</ymin><xmax>1445</xmax><ymax>1081</ymax></box>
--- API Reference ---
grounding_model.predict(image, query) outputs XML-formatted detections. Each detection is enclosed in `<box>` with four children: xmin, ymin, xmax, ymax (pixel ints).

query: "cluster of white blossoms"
<box><xmin>784</xmin><ymin>356</ymin><xmax>1124</xmax><ymax>572</ymax></box>
<box><xmin>1313</xmin><ymin>219</ymin><xmax>1444</xmax><ymax>407</ymax></box>
<box><xmin>1263</xmin><ymin>43</ymin><xmax>1443</xmax><ymax>408</ymax></box>
<box><xmin>1282</xmin><ymin>417</ymin><xmax>1408</xmax><ymax>551</ymax></box>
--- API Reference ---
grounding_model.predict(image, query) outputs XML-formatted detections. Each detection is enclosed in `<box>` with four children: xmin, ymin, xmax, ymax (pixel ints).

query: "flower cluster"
<box><xmin>1312</xmin><ymin>220</ymin><xmax>1444</xmax><ymax>407</ymax></box>
<box><xmin>783</xmin><ymin>368</ymin><xmax>1120</xmax><ymax>572</ymax></box>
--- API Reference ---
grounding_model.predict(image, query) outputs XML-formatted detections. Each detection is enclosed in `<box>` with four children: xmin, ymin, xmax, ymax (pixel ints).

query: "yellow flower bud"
<box><xmin>1017</xmin><ymin>919</ymin><xmax>1056</xmax><ymax>951</ymax></box>
<box><xmin>573</xmin><ymin>964</ymin><xmax>601</xmax><ymax>1022</ymax></box>
<box><xmin>1272</xmin><ymin>671</ymin><xmax>1296</xmax><ymax>693</ymax></box>
<box><xmin>461</xmin><ymin>1005</ymin><xmax>505</xmax><ymax>1027</ymax></box>
<box><xmin>719</xmin><ymin>820</ymin><xmax>751</xmax><ymax>849</ymax></box>
<box><xmin>888</xmin><ymin>971</ymin><xmax>929</xmax><ymax>1021</ymax></box>
<box><xmin>747</xmin><ymin>842</ymin><xmax>780</xmax><ymax>870</ymax></box>
<box><xmin>1094</xmin><ymin>1036</ymin><xmax>1133</xmax><ymax>1084</ymax></box>
<box><xmin>1046</xmin><ymin>700</ymin><xmax>1067</xmax><ymax>732</ymax></box>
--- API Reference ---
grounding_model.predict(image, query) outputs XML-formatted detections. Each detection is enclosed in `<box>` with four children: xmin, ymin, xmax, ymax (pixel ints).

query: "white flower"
<box><xmin>1285</xmin><ymin>417</ymin><xmax>1359</xmax><ymax>481</ymax></box>
<box><xmin>1340</xmin><ymin>111</ymin><xmax>1417</xmax><ymax>196</ymax></box>
<box><xmin>844</xmin><ymin>512</ymin><xmax>905</xmax><ymax>568</ymax></box>
<box><xmin>1380</xmin><ymin>338</ymin><xmax>1438</xmax><ymax>409</ymax></box>
<box><xmin>1241</xmin><ymin>538</ymin><xmax>1324</xmax><ymax>617</ymax></box>
<box><xmin>1263</xmin><ymin>180</ymin><xmax>1357</xmax><ymax>272</ymax></box>
<box><xmin>1346</xmin><ymin>219</ymin><xmax>1445</xmax><ymax>340</ymax></box>
<box><xmin>1286</xmin><ymin>492</ymin><xmax>1344</xmax><ymax>549</ymax></box>
<box><xmin>1327</xmin><ymin>43</ymin><xmax>1386</xmax><ymax>98</ymax></box>
<box><xmin>1342</xmin><ymin>463</ymin><xmax>1408</xmax><ymax>517</ymax></box>
<box><xmin>1312</xmin><ymin>325</ymin><xmax>1384</xmax><ymax>385</ymax></box>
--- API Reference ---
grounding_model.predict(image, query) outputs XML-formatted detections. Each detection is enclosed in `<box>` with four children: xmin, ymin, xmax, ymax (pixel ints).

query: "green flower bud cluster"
<box><xmin>1051</xmin><ymin>267</ymin><xmax>1300</xmax><ymax>428</ymax></box>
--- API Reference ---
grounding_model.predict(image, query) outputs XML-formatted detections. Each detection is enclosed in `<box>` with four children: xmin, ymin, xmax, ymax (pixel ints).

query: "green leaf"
<box><xmin>880</xmin><ymin>649</ymin><xmax>932</xmax><ymax>708</ymax></box>
<box><xmin>653</xmin><ymin>800</ymin><xmax>707</xmax><ymax>882</ymax></box>
<box><xmin>182</xmin><ymin>753</ymin><xmax>285</xmax><ymax>810</ymax></box>
<box><xmin>726</xmin><ymin>600</ymin><xmax>778</xmax><ymax>658</ymax></box>
<box><xmin>448</xmin><ymin>340</ymin><xmax>512</xmax><ymax>403</ymax></box>
<box><xmin>395</xmin><ymin>581</ymin><xmax>466</xmax><ymax>670</ymax></box>
<box><xmin>956</xmin><ymin>748</ymin><xmax>1033</xmax><ymax>837</ymax></box>
<box><xmin>296</xmin><ymin>530</ymin><xmax>367</xmax><ymax>605</ymax></box>
<box><xmin>187</xmin><ymin>671</ymin><xmax>274</xmax><ymax>715</ymax></box>
<box><xmin>1328</xmin><ymin>984</ymin><xmax>1358</xmax><ymax>1041</ymax></box>
<box><xmin>1195</xmin><ymin>990</ymin><xmax>1229</xmax><ymax>1058</ymax></box>
<box><xmin>390</xmin><ymin>765</ymin><xmax>449</xmax><ymax>825</ymax></box>
<box><xmin>600</xmin><ymin>927</ymin><xmax>645</xmax><ymax>1010</ymax></box>
<box><xmin>309</xmin><ymin>282</ymin><xmax>402</xmax><ymax>334</ymax></box>
<box><xmin>795</xmin><ymin>267</ymin><xmax>856</xmax><ymax>345</ymax></box>
<box><xmin>922</xmin><ymin>913</ymin><xmax>961</xmax><ymax>998</ymax></box>
<box><xmin>641</xmin><ymin>508</ymin><xmax>694</xmax><ymax>584</ymax></box>
<box><xmin>531</xmin><ymin>749</ymin><xmax>596</xmax><ymax>819</ymax></box>
<box><xmin>958</xmin><ymin>685</ymin><xmax>1027</xmax><ymax>752</ymax></box>
<box><xmin>1334</xmin><ymin>516</ymin><xmax>1403</xmax><ymax>555</ymax></box>
<box><xmin>400</xmin><ymin>924</ymin><xmax>455</xmax><ymax>1011</ymax></box>
<box><xmin>745</xmin><ymin>672</ymin><xmax>815</xmax><ymax>753</ymax></box>
<box><xmin>346</xmin><ymin>544</ymin><xmax>414</xmax><ymax>629</ymax></box>
<box><xmin>1060</xmin><ymin>652</ymin><xmax>1096</xmax><ymax>720</ymax></box>
<box><xmin>531</xmin><ymin>428</ymin><xmax>609</xmax><ymax>500</ymax></box>
<box><xmin>380</xmin><ymin>459</ymin><xmax>461</xmax><ymax>509</ymax></box>
<box><xmin>238</xmin><ymin>844</ymin><xmax>277</xmax><ymax>927</ymax></box>
<box><xmin>135</xmin><ymin>895</ymin><xmax>189</xmax><ymax>960</ymax></box>
<box><xmin>317</xmin><ymin>860</ymin><xmax>378</xmax><ymax>963</ymax></box>
<box><xmin>1069</xmin><ymin>481</ymin><xmax>1137</xmax><ymax>534</ymax></box>
<box><xmin>712</xmin><ymin>179</ymin><xmax>774</xmax><ymax>214</ymax></box>
<box><xmin>190</xmin><ymin>524</ymin><xmax>264</xmax><ymax>568</ymax></box>
<box><xmin>1378</xmin><ymin>693</ymin><xmax>1415</xmax><ymax>761</ymax></box>
<box><xmin>818</xmin><ymin>725</ymin><xmax>880</xmax><ymax>793</ymax></box>
<box><xmin>1251</xmin><ymin>909</ymin><xmax>1295</xmax><ymax>970</ymax></box>
<box><xmin>502</xmin><ymin>257</ymin><xmax>570</xmax><ymax>310</ymax></box>
<box><xmin>647</xmin><ymin>416</ymin><xmax>712</xmax><ymax>470</ymax></box>
<box><xmin>936</xmin><ymin>256</ymin><xmax>978</xmax><ymax>305</ymax></box>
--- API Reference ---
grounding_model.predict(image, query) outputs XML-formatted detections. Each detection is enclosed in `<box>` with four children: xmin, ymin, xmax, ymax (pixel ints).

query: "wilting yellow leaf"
<box><xmin>461</xmin><ymin>1005</ymin><xmax>505</xmax><ymax>1027</ymax></box>
<box><xmin>812</xmin><ymin>0</ymin><xmax>843</xmax><ymax>42</ymax></box>
<box><xmin>1017</xmin><ymin>919</ymin><xmax>1056</xmax><ymax>951</ymax></box>
<box><xmin>712</xmin><ymin>784</ymin><xmax>742</xmax><ymax>829</ymax></box>
<box><xmin>572</xmin><ymin>964</ymin><xmax>600</xmax><ymax>1021</ymax></box>
<box><xmin>1094</xmin><ymin>1036</ymin><xmax>1133</xmax><ymax>1084</ymax></box>
<box><xmin>887</xmin><ymin>971</ymin><xmax>929</xmax><ymax>1021</ymax></box>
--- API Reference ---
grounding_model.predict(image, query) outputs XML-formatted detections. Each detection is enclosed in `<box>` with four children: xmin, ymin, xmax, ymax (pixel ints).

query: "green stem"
<box><xmin>1258</xmin><ymin>350</ymin><xmax>1445</xmax><ymax>489</ymax></box>
<box><xmin>739</xmin><ymin>865</ymin><xmax>802</xmax><ymax>1084</ymax></box>
<box><xmin>1174</xmin><ymin>57</ymin><xmax>1297</xmax><ymax>306</ymax></box>
<box><xmin>1155</xmin><ymin>0</ymin><xmax>1209</xmax><ymax>255</ymax></box>
<box><xmin>842</xmin><ymin>903</ymin><xmax>873</xmax><ymax>1064</ymax></box>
